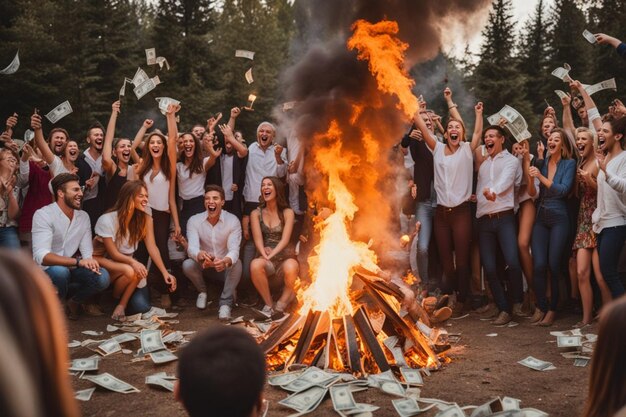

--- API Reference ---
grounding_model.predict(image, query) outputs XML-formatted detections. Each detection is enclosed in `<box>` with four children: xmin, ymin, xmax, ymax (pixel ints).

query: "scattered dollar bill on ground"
<box><xmin>435</xmin><ymin>404</ymin><xmax>466</xmax><ymax>417</ymax></box>
<box><xmin>0</xmin><ymin>51</ymin><xmax>19</xmax><ymax>75</ymax></box>
<box><xmin>82</xmin><ymin>330</ymin><xmax>103</xmax><ymax>336</ymax></box>
<box><xmin>235</xmin><ymin>49</ymin><xmax>255</xmax><ymax>60</ymax></box>
<box><xmin>146</xmin><ymin>374</ymin><xmax>176</xmax><ymax>392</ymax></box>
<box><xmin>518</xmin><ymin>356</ymin><xmax>554</xmax><ymax>371</ymax></box>
<box><xmin>107</xmin><ymin>325</ymin><xmax>119</xmax><ymax>332</ymax></box>
<box><xmin>69</xmin><ymin>357</ymin><xmax>100</xmax><ymax>372</ymax></box>
<box><xmin>330</xmin><ymin>384</ymin><xmax>357</xmax><ymax>411</ymax></box>
<box><xmin>143</xmin><ymin>306</ymin><xmax>178</xmax><ymax>319</ymax></box>
<box><xmin>400</xmin><ymin>367</ymin><xmax>423</xmax><ymax>386</ymax></box>
<box><xmin>149</xmin><ymin>349</ymin><xmax>178</xmax><ymax>364</ymax></box>
<box><xmin>268</xmin><ymin>371</ymin><xmax>303</xmax><ymax>387</ymax></box>
<box><xmin>245</xmin><ymin>68</ymin><xmax>254</xmax><ymax>84</ymax></box>
<box><xmin>574</xmin><ymin>358</ymin><xmax>589</xmax><ymax>367</ymax></box>
<box><xmin>557</xmin><ymin>336</ymin><xmax>582</xmax><ymax>348</ymax></box>
<box><xmin>582</xmin><ymin>29</ymin><xmax>597</xmax><ymax>44</ymax></box>
<box><xmin>97</xmin><ymin>339</ymin><xmax>122</xmax><ymax>356</ymax></box>
<box><xmin>279</xmin><ymin>385</ymin><xmax>327</xmax><ymax>413</ymax></box>
<box><xmin>45</xmin><ymin>101</ymin><xmax>73</xmax><ymax>124</ymax></box>
<box><xmin>146</xmin><ymin>48</ymin><xmax>156</xmax><ymax>65</ymax></box>
<box><xmin>140</xmin><ymin>329</ymin><xmax>166</xmax><ymax>353</ymax></box>
<box><xmin>584</xmin><ymin>78</ymin><xmax>617</xmax><ymax>96</ymax></box>
<box><xmin>393</xmin><ymin>397</ymin><xmax>421</xmax><ymax>417</ymax></box>
<box><xmin>111</xmin><ymin>333</ymin><xmax>137</xmax><ymax>344</ymax></box>
<box><xmin>83</xmin><ymin>372</ymin><xmax>140</xmax><ymax>394</ymax></box>
<box><xmin>75</xmin><ymin>387</ymin><xmax>96</xmax><ymax>402</ymax></box>
<box><xmin>501</xmin><ymin>397</ymin><xmax>521</xmax><ymax>411</ymax></box>
<box><xmin>68</xmin><ymin>340</ymin><xmax>81</xmax><ymax>348</ymax></box>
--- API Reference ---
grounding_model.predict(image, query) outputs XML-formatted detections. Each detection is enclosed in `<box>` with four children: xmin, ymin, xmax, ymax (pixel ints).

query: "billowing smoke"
<box><xmin>276</xmin><ymin>0</ymin><xmax>490</xmax><ymax>247</ymax></box>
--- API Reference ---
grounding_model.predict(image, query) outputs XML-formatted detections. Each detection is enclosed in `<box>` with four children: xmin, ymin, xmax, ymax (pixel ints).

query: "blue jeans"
<box><xmin>414</xmin><ymin>201</ymin><xmax>434</xmax><ymax>289</ymax></box>
<box><xmin>127</xmin><ymin>286</ymin><xmax>151</xmax><ymax>314</ymax></box>
<box><xmin>0</xmin><ymin>226</ymin><xmax>20</xmax><ymax>249</ymax></box>
<box><xmin>45</xmin><ymin>266</ymin><xmax>110</xmax><ymax>303</ymax></box>
<box><xmin>597</xmin><ymin>225</ymin><xmax>626</xmax><ymax>298</ymax></box>
<box><xmin>478</xmin><ymin>213</ymin><xmax>523</xmax><ymax>312</ymax></box>
<box><xmin>531</xmin><ymin>207</ymin><xmax>571</xmax><ymax>312</ymax></box>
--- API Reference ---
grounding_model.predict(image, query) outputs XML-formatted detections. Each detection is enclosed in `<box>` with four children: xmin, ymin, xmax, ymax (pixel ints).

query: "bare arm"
<box><xmin>411</xmin><ymin>111</ymin><xmax>437</xmax><ymax>151</ymax></box>
<box><xmin>560</xmin><ymin>94</ymin><xmax>576</xmax><ymax>140</ymax></box>
<box><xmin>220</xmin><ymin>124</ymin><xmax>248</xmax><ymax>157</ymax></box>
<box><xmin>267</xmin><ymin>209</ymin><xmax>295</xmax><ymax>260</ymax></box>
<box><xmin>166</xmin><ymin>105</ymin><xmax>181</xmax><ymax>235</ymax></box>
<box><xmin>444</xmin><ymin>87</ymin><xmax>464</xmax><ymax>125</ymax></box>
<box><xmin>227</xmin><ymin>107</ymin><xmax>240</xmax><ymax>132</ymax></box>
<box><xmin>102</xmin><ymin>101</ymin><xmax>120</xmax><ymax>178</ymax></box>
<box><xmin>250</xmin><ymin>210</ymin><xmax>266</xmax><ymax>257</ymax></box>
<box><xmin>31</xmin><ymin>113</ymin><xmax>54</xmax><ymax>164</ymax></box>
<box><xmin>571</xmin><ymin>80</ymin><xmax>602</xmax><ymax>132</ymax></box>
<box><xmin>131</xmin><ymin>119</ymin><xmax>153</xmax><ymax>164</ymax></box>
<box><xmin>470</xmin><ymin>102</ymin><xmax>484</xmax><ymax>151</ymax></box>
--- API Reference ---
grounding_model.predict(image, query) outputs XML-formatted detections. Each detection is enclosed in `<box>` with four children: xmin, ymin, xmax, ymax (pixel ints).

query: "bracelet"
<box><xmin>448</xmin><ymin>104</ymin><xmax>457</xmax><ymax>110</ymax></box>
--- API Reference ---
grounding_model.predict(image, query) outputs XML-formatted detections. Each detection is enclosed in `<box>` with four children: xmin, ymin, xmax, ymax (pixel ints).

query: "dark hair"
<box><xmin>608</xmin><ymin>116</ymin><xmax>626</xmax><ymax>141</ymax></box>
<box><xmin>108</xmin><ymin>180</ymin><xmax>148</xmax><ymax>248</ymax></box>
<box><xmin>547</xmin><ymin>127</ymin><xmax>573</xmax><ymax>159</ymax></box>
<box><xmin>0</xmin><ymin>250</ymin><xmax>80</xmax><ymax>417</ymax></box>
<box><xmin>136</xmin><ymin>131</ymin><xmax>172</xmax><ymax>181</ymax></box>
<box><xmin>47</xmin><ymin>128</ymin><xmax>69</xmax><ymax>143</ymax></box>
<box><xmin>177</xmin><ymin>133</ymin><xmax>204</xmax><ymax>178</ymax></box>
<box><xmin>259</xmin><ymin>176</ymin><xmax>289</xmax><ymax>211</ymax></box>
<box><xmin>86</xmin><ymin>123</ymin><xmax>104</xmax><ymax>139</ymax></box>
<box><xmin>50</xmin><ymin>173</ymin><xmax>79</xmax><ymax>201</ymax></box>
<box><xmin>482</xmin><ymin>125</ymin><xmax>508</xmax><ymax>140</ymax></box>
<box><xmin>582</xmin><ymin>297</ymin><xmax>626</xmax><ymax>417</ymax></box>
<box><xmin>204</xmin><ymin>184</ymin><xmax>225</xmax><ymax>201</ymax></box>
<box><xmin>178</xmin><ymin>325</ymin><xmax>265</xmax><ymax>417</ymax></box>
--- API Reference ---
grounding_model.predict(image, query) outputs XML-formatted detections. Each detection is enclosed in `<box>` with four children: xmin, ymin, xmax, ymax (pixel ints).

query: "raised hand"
<box><xmin>142</xmin><ymin>119</ymin><xmax>154</xmax><ymax>130</ymax></box>
<box><xmin>112</xmin><ymin>100</ymin><xmax>121</xmax><ymax>114</ymax></box>
<box><xmin>230</xmin><ymin>107</ymin><xmax>241</xmax><ymax>119</ymax></box>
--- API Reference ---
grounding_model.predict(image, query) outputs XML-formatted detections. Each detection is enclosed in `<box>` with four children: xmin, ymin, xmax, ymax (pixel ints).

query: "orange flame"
<box><xmin>348</xmin><ymin>19</ymin><xmax>419</xmax><ymax>118</ymax></box>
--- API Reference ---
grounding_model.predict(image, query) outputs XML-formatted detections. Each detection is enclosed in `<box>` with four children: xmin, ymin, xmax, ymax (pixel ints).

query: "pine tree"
<box><xmin>517</xmin><ymin>0</ymin><xmax>551</xmax><ymax>128</ymax></box>
<box><xmin>470</xmin><ymin>0</ymin><xmax>532</xmax><ymax>123</ymax></box>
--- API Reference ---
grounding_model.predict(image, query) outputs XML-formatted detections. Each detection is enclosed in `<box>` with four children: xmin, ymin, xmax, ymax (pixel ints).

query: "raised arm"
<box><xmin>470</xmin><ymin>102</ymin><xmax>484</xmax><ymax>151</ymax></box>
<box><xmin>166</xmin><ymin>104</ymin><xmax>181</xmax><ymax>236</ymax></box>
<box><xmin>220</xmin><ymin>124</ymin><xmax>248</xmax><ymax>158</ymax></box>
<box><xmin>444</xmin><ymin>87</ymin><xmax>464</xmax><ymax>125</ymax></box>
<box><xmin>560</xmin><ymin>93</ymin><xmax>576</xmax><ymax>140</ymax></box>
<box><xmin>571</xmin><ymin>80</ymin><xmax>602</xmax><ymax>133</ymax></box>
<box><xmin>130</xmin><ymin>119</ymin><xmax>154</xmax><ymax>164</ymax></box>
<box><xmin>411</xmin><ymin>111</ymin><xmax>437</xmax><ymax>151</ymax></box>
<box><xmin>31</xmin><ymin>112</ymin><xmax>54</xmax><ymax>164</ymax></box>
<box><xmin>227</xmin><ymin>107</ymin><xmax>240</xmax><ymax>132</ymax></box>
<box><xmin>102</xmin><ymin>100</ymin><xmax>120</xmax><ymax>178</ymax></box>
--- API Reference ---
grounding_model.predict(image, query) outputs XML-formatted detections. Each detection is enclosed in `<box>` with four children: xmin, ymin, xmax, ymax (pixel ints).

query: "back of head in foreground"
<box><xmin>177</xmin><ymin>324</ymin><xmax>266</xmax><ymax>417</ymax></box>
<box><xmin>0</xmin><ymin>249</ymin><xmax>80</xmax><ymax>417</ymax></box>
<box><xmin>582</xmin><ymin>296</ymin><xmax>626</xmax><ymax>417</ymax></box>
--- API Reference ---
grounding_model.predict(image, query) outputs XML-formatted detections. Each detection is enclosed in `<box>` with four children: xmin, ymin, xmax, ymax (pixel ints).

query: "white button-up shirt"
<box><xmin>32</xmin><ymin>203</ymin><xmax>94</xmax><ymax>268</ymax></box>
<box><xmin>432</xmin><ymin>141</ymin><xmax>473</xmax><ymax>208</ymax></box>
<box><xmin>186</xmin><ymin>210</ymin><xmax>242</xmax><ymax>263</ymax></box>
<box><xmin>476</xmin><ymin>150</ymin><xmax>522</xmax><ymax>218</ymax></box>
<box><xmin>242</xmin><ymin>142</ymin><xmax>287</xmax><ymax>203</ymax></box>
<box><xmin>82</xmin><ymin>149</ymin><xmax>103</xmax><ymax>201</ymax></box>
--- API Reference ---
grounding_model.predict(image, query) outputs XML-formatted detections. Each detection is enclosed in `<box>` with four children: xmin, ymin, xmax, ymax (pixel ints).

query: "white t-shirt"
<box><xmin>176</xmin><ymin>157</ymin><xmax>210</xmax><ymax>200</ymax></box>
<box><xmin>49</xmin><ymin>155</ymin><xmax>70</xmax><ymax>177</ymax></box>
<box><xmin>431</xmin><ymin>141</ymin><xmax>473</xmax><ymax>208</ymax></box>
<box><xmin>95</xmin><ymin>211</ymin><xmax>138</xmax><ymax>255</ymax></box>
<box><xmin>592</xmin><ymin>151</ymin><xmax>626</xmax><ymax>234</ymax></box>
<box><xmin>143</xmin><ymin>168</ymin><xmax>170</xmax><ymax>212</ymax></box>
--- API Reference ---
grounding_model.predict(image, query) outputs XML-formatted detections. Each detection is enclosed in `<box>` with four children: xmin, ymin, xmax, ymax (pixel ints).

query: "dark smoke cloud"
<box><xmin>277</xmin><ymin>0</ymin><xmax>490</xmax><ymax>243</ymax></box>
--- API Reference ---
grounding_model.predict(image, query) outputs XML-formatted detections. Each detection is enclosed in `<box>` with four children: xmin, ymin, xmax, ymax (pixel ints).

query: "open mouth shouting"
<box><xmin>121</xmin><ymin>149</ymin><xmax>131</xmax><ymax>162</ymax></box>
<box><xmin>597</xmin><ymin>134</ymin><xmax>606</xmax><ymax>150</ymax></box>
<box><xmin>184</xmin><ymin>144</ymin><xmax>194</xmax><ymax>157</ymax></box>
<box><xmin>577</xmin><ymin>143</ymin><xmax>586</xmax><ymax>155</ymax></box>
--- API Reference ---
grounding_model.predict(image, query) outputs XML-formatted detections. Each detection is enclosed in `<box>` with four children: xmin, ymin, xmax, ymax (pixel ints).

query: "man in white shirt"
<box><xmin>476</xmin><ymin>126</ymin><xmax>523</xmax><ymax>326</ymax></box>
<box><xmin>32</xmin><ymin>173</ymin><xmax>110</xmax><ymax>319</ymax></box>
<box><xmin>182</xmin><ymin>185</ymin><xmax>242</xmax><ymax>321</ymax></box>
<box><xmin>79</xmin><ymin>124</ymin><xmax>105</xmax><ymax>228</ymax></box>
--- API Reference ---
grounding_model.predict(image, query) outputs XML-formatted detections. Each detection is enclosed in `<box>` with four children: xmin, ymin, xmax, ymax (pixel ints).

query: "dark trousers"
<box><xmin>531</xmin><ymin>207</ymin><xmax>570</xmax><ymax>312</ymax></box>
<box><xmin>478</xmin><ymin>212</ymin><xmax>523</xmax><ymax>312</ymax></box>
<box><xmin>598</xmin><ymin>225</ymin><xmax>626</xmax><ymax>298</ymax></box>
<box><xmin>434</xmin><ymin>203</ymin><xmax>471</xmax><ymax>302</ymax></box>
<box><xmin>180</xmin><ymin>196</ymin><xmax>205</xmax><ymax>238</ymax></box>
<box><xmin>136</xmin><ymin>209</ymin><xmax>173</xmax><ymax>295</ymax></box>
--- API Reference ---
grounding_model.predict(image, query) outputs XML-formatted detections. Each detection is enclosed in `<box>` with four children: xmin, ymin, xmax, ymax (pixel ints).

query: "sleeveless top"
<box><xmin>259</xmin><ymin>207</ymin><xmax>295</xmax><ymax>264</ymax></box>
<box><xmin>103</xmin><ymin>166</ymin><xmax>127</xmax><ymax>212</ymax></box>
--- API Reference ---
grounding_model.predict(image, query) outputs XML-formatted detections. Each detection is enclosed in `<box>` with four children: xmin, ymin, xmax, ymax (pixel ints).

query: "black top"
<box><xmin>401</xmin><ymin>124</ymin><xmax>434</xmax><ymax>202</ymax></box>
<box><xmin>103</xmin><ymin>166</ymin><xmax>127</xmax><ymax>212</ymax></box>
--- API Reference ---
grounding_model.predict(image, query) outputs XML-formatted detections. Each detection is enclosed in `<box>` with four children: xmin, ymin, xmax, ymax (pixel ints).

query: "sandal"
<box><xmin>111</xmin><ymin>305</ymin><xmax>126</xmax><ymax>322</ymax></box>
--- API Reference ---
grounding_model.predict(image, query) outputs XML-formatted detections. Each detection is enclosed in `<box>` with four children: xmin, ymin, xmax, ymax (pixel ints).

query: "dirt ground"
<box><xmin>69</xmin><ymin>296</ymin><xmax>592</xmax><ymax>417</ymax></box>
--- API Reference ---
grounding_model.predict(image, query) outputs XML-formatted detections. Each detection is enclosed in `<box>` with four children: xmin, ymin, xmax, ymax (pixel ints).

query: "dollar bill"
<box><xmin>0</xmin><ymin>51</ymin><xmax>19</xmax><ymax>75</ymax></box>
<box><xmin>146</xmin><ymin>375</ymin><xmax>175</xmax><ymax>392</ymax></box>
<box><xmin>145</xmin><ymin>48</ymin><xmax>156</xmax><ymax>65</ymax></box>
<box><xmin>346</xmin><ymin>403</ymin><xmax>380</xmax><ymax>414</ymax></box>
<box><xmin>557</xmin><ymin>336</ymin><xmax>582</xmax><ymax>348</ymax></box>
<box><xmin>268</xmin><ymin>371</ymin><xmax>303</xmax><ymax>387</ymax></box>
<box><xmin>245</xmin><ymin>68</ymin><xmax>254</xmax><ymax>84</ymax></box>
<box><xmin>75</xmin><ymin>387</ymin><xmax>96</xmax><ymax>402</ymax></box>
<box><xmin>134</xmin><ymin>78</ymin><xmax>157</xmax><ymax>100</ymax></box>
<box><xmin>97</xmin><ymin>339</ymin><xmax>121</xmax><ymax>356</ymax></box>
<box><xmin>45</xmin><ymin>101</ymin><xmax>73</xmax><ymax>124</ymax></box>
<box><xmin>551</xmin><ymin>64</ymin><xmax>573</xmax><ymax>83</ymax></box>
<box><xmin>436</xmin><ymin>404</ymin><xmax>466</xmax><ymax>417</ymax></box>
<box><xmin>82</xmin><ymin>330</ymin><xmax>103</xmax><ymax>336</ymax></box>
<box><xmin>281</xmin><ymin>367</ymin><xmax>335</xmax><ymax>392</ymax></box>
<box><xmin>143</xmin><ymin>306</ymin><xmax>178</xmax><ymax>319</ymax></box>
<box><xmin>23</xmin><ymin>129</ymin><xmax>34</xmax><ymax>142</ymax></box>
<box><xmin>488</xmin><ymin>105</ymin><xmax>530</xmax><ymax>143</ymax></box>
<box><xmin>156</xmin><ymin>56</ymin><xmax>170</xmax><ymax>70</ymax></box>
<box><xmin>501</xmin><ymin>397</ymin><xmax>521</xmax><ymax>411</ymax></box>
<box><xmin>584</xmin><ymin>78</ymin><xmax>617</xmax><ymax>96</ymax></box>
<box><xmin>380</xmin><ymin>380</ymin><xmax>406</xmax><ymax>397</ymax></box>
<box><xmin>132</xmin><ymin>67</ymin><xmax>150</xmax><ymax>87</ymax></box>
<box><xmin>140</xmin><ymin>329</ymin><xmax>166</xmax><ymax>353</ymax></box>
<box><xmin>83</xmin><ymin>372</ymin><xmax>140</xmax><ymax>393</ymax></box>
<box><xmin>235</xmin><ymin>49</ymin><xmax>255</xmax><ymax>60</ymax></box>
<box><xmin>400</xmin><ymin>367</ymin><xmax>423</xmax><ymax>386</ymax></box>
<box><xmin>520</xmin><ymin>408</ymin><xmax>548</xmax><ymax>417</ymax></box>
<box><xmin>582</xmin><ymin>30</ymin><xmax>597</xmax><ymax>44</ymax></box>
<box><xmin>393</xmin><ymin>398</ymin><xmax>421</xmax><ymax>417</ymax></box>
<box><xmin>112</xmin><ymin>333</ymin><xmax>137</xmax><ymax>344</ymax></box>
<box><xmin>471</xmin><ymin>398</ymin><xmax>503</xmax><ymax>417</ymax></box>
<box><xmin>278</xmin><ymin>386</ymin><xmax>327</xmax><ymax>413</ymax></box>
<box><xmin>68</xmin><ymin>340</ymin><xmax>81</xmax><ymax>348</ymax></box>
<box><xmin>282</xmin><ymin>101</ymin><xmax>297</xmax><ymax>111</ymax></box>
<box><xmin>574</xmin><ymin>358</ymin><xmax>589</xmax><ymax>367</ymax></box>
<box><xmin>149</xmin><ymin>349</ymin><xmax>178</xmax><ymax>364</ymax></box>
<box><xmin>69</xmin><ymin>357</ymin><xmax>100</xmax><ymax>372</ymax></box>
<box><xmin>330</xmin><ymin>384</ymin><xmax>357</xmax><ymax>411</ymax></box>
<box><xmin>518</xmin><ymin>356</ymin><xmax>553</xmax><ymax>371</ymax></box>
<box><xmin>156</xmin><ymin>97</ymin><xmax>180</xmax><ymax>115</ymax></box>
<box><xmin>107</xmin><ymin>325</ymin><xmax>119</xmax><ymax>332</ymax></box>
<box><xmin>554</xmin><ymin>90</ymin><xmax>569</xmax><ymax>100</ymax></box>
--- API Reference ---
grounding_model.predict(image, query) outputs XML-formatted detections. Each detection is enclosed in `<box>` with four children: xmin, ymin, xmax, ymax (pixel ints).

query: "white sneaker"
<box><xmin>218</xmin><ymin>305</ymin><xmax>232</xmax><ymax>321</ymax></box>
<box><xmin>196</xmin><ymin>292</ymin><xmax>208</xmax><ymax>310</ymax></box>
<box><xmin>260</xmin><ymin>304</ymin><xmax>274</xmax><ymax>318</ymax></box>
